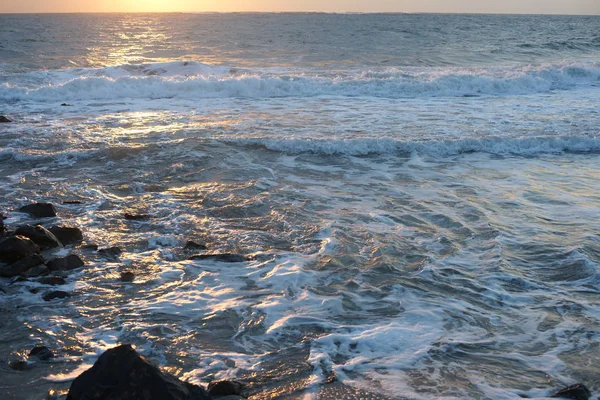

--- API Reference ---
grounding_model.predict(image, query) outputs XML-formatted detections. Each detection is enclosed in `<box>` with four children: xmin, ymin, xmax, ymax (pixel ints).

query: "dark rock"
<box><xmin>551</xmin><ymin>384</ymin><xmax>592</xmax><ymax>400</ymax></box>
<box><xmin>120</xmin><ymin>271</ymin><xmax>135</xmax><ymax>282</ymax></box>
<box><xmin>83</xmin><ymin>244</ymin><xmax>99</xmax><ymax>251</ymax></box>
<box><xmin>48</xmin><ymin>226</ymin><xmax>83</xmax><ymax>245</ymax></box>
<box><xmin>19</xmin><ymin>203</ymin><xmax>57</xmax><ymax>218</ymax></box>
<box><xmin>0</xmin><ymin>235</ymin><xmax>40</xmax><ymax>264</ymax></box>
<box><xmin>0</xmin><ymin>254</ymin><xmax>45</xmax><ymax>278</ymax></box>
<box><xmin>189</xmin><ymin>254</ymin><xmax>247</xmax><ymax>263</ymax></box>
<box><xmin>184</xmin><ymin>241</ymin><xmax>208</xmax><ymax>251</ymax></box>
<box><xmin>97</xmin><ymin>246</ymin><xmax>121</xmax><ymax>260</ymax></box>
<box><xmin>15</xmin><ymin>224</ymin><xmax>62</xmax><ymax>249</ymax></box>
<box><xmin>62</xmin><ymin>200</ymin><xmax>82</xmax><ymax>204</ymax></box>
<box><xmin>38</xmin><ymin>276</ymin><xmax>66</xmax><ymax>285</ymax></box>
<box><xmin>29</xmin><ymin>345</ymin><xmax>54</xmax><ymax>361</ymax></box>
<box><xmin>0</xmin><ymin>116</ymin><xmax>11</xmax><ymax>123</ymax></box>
<box><xmin>60</xmin><ymin>103</ymin><xmax>72</xmax><ymax>106</ymax></box>
<box><xmin>66</xmin><ymin>344</ymin><xmax>211</xmax><ymax>400</ymax></box>
<box><xmin>124</xmin><ymin>213</ymin><xmax>150</xmax><ymax>221</ymax></box>
<box><xmin>46</xmin><ymin>254</ymin><xmax>84</xmax><ymax>272</ymax></box>
<box><xmin>42</xmin><ymin>290</ymin><xmax>71</xmax><ymax>301</ymax></box>
<box><xmin>9</xmin><ymin>360</ymin><xmax>31</xmax><ymax>371</ymax></box>
<box><xmin>207</xmin><ymin>380</ymin><xmax>244</xmax><ymax>397</ymax></box>
<box><xmin>20</xmin><ymin>263</ymin><xmax>49</xmax><ymax>278</ymax></box>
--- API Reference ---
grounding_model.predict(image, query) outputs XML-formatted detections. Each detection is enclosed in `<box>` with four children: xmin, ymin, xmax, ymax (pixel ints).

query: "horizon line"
<box><xmin>0</xmin><ymin>11</ymin><xmax>599</xmax><ymax>16</ymax></box>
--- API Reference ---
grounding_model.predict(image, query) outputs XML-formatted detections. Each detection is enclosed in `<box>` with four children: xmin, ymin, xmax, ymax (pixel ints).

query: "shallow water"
<box><xmin>1</xmin><ymin>12</ymin><xmax>599</xmax><ymax>400</ymax></box>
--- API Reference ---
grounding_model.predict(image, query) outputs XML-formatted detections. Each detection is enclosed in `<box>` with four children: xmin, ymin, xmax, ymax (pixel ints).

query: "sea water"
<box><xmin>0</xmin><ymin>13</ymin><xmax>599</xmax><ymax>399</ymax></box>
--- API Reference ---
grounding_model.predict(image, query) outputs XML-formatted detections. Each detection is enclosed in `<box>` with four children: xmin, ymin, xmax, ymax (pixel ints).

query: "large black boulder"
<box><xmin>15</xmin><ymin>225</ymin><xmax>62</xmax><ymax>249</ymax></box>
<box><xmin>46</xmin><ymin>254</ymin><xmax>84</xmax><ymax>272</ymax></box>
<box><xmin>66</xmin><ymin>344</ymin><xmax>211</xmax><ymax>400</ymax></box>
<box><xmin>48</xmin><ymin>226</ymin><xmax>83</xmax><ymax>245</ymax></box>
<box><xmin>19</xmin><ymin>203</ymin><xmax>57</xmax><ymax>218</ymax></box>
<box><xmin>0</xmin><ymin>254</ymin><xmax>45</xmax><ymax>278</ymax></box>
<box><xmin>551</xmin><ymin>383</ymin><xmax>591</xmax><ymax>400</ymax></box>
<box><xmin>0</xmin><ymin>235</ymin><xmax>40</xmax><ymax>264</ymax></box>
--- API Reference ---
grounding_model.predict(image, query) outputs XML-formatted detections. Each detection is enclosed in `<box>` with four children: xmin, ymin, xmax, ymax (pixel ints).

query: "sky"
<box><xmin>0</xmin><ymin>0</ymin><xmax>599</xmax><ymax>14</ymax></box>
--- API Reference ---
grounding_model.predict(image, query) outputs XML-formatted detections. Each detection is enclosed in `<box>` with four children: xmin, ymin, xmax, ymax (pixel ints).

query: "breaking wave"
<box><xmin>1</xmin><ymin>61</ymin><xmax>599</xmax><ymax>101</ymax></box>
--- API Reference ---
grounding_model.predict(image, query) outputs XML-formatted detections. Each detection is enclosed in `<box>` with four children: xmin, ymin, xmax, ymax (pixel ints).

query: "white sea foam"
<box><xmin>231</xmin><ymin>135</ymin><xmax>600</xmax><ymax>157</ymax></box>
<box><xmin>1</xmin><ymin>62</ymin><xmax>599</xmax><ymax>101</ymax></box>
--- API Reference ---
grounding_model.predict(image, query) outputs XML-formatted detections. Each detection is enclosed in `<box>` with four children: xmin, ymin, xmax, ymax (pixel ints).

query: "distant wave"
<box><xmin>0</xmin><ymin>61</ymin><xmax>599</xmax><ymax>101</ymax></box>
<box><xmin>228</xmin><ymin>135</ymin><xmax>600</xmax><ymax>157</ymax></box>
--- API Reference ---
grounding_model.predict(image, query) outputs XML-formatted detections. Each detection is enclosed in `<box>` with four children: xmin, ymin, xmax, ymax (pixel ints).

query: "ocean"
<box><xmin>0</xmin><ymin>13</ymin><xmax>599</xmax><ymax>399</ymax></box>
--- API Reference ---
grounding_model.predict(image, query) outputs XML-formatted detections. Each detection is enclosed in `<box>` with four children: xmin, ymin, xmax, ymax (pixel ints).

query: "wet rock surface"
<box><xmin>124</xmin><ymin>213</ymin><xmax>150</xmax><ymax>221</ymax></box>
<box><xmin>42</xmin><ymin>290</ymin><xmax>72</xmax><ymax>301</ymax></box>
<box><xmin>37</xmin><ymin>276</ymin><xmax>67</xmax><ymax>285</ymax></box>
<box><xmin>29</xmin><ymin>345</ymin><xmax>54</xmax><ymax>361</ymax></box>
<box><xmin>120</xmin><ymin>271</ymin><xmax>135</xmax><ymax>282</ymax></box>
<box><xmin>189</xmin><ymin>254</ymin><xmax>247</xmax><ymax>263</ymax></box>
<box><xmin>46</xmin><ymin>254</ymin><xmax>84</xmax><ymax>272</ymax></box>
<box><xmin>207</xmin><ymin>380</ymin><xmax>244</xmax><ymax>397</ymax></box>
<box><xmin>15</xmin><ymin>224</ymin><xmax>62</xmax><ymax>249</ymax></box>
<box><xmin>97</xmin><ymin>246</ymin><xmax>122</xmax><ymax>260</ymax></box>
<box><xmin>0</xmin><ymin>116</ymin><xmax>11</xmax><ymax>123</ymax></box>
<box><xmin>66</xmin><ymin>344</ymin><xmax>211</xmax><ymax>400</ymax></box>
<box><xmin>48</xmin><ymin>226</ymin><xmax>83</xmax><ymax>245</ymax></box>
<box><xmin>0</xmin><ymin>235</ymin><xmax>40</xmax><ymax>264</ymax></box>
<box><xmin>551</xmin><ymin>383</ymin><xmax>592</xmax><ymax>400</ymax></box>
<box><xmin>184</xmin><ymin>241</ymin><xmax>208</xmax><ymax>251</ymax></box>
<box><xmin>19</xmin><ymin>203</ymin><xmax>57</xmax><ymax>218</ymax></box>
<box><xmin>0</xmin><ymin>254</ymin><xmax>45</xmax><ymax>278</ymax></box>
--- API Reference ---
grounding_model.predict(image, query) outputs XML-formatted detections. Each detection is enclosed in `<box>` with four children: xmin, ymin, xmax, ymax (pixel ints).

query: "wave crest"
<box><xmin>1</xmin><ymin>61</ymin><xmax>599</xmax><ymax>101</ymax></box>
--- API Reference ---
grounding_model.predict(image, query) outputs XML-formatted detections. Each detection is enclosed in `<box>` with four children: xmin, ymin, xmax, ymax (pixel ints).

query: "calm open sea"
<box><xmin>1</xmin><ymin>13</ymin><xmax>600</xmax><ymax>399</ymax></box>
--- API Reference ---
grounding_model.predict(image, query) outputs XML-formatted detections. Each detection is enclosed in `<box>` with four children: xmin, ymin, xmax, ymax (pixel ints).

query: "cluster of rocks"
<box><xmin>1</xmin><ymin>202</ymin><xmax>593</xmax><ymax>400</ymax></box>
<box><xmin>0</xmin><ymin>203</ymin><xmax>85</xmax><ymax>301</ymax></box>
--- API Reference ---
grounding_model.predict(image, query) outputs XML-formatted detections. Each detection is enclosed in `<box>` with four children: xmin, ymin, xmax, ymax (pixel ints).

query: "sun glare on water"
<box><xmin>126</xmin><ymin>0</ymin><xmax>183</xmax><ymax>12</ymax></box>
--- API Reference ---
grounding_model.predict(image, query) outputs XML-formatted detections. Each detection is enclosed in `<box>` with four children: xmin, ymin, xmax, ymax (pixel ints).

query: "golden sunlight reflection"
<box><xmin>84</xmin><ymin>16</ymin><xmax>172</xmax><ymax>67</ymax></box>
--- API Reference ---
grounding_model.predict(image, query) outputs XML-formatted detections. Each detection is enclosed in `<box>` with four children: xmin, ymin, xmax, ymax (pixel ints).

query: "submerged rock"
<box><xmin>184</xmin><ymin>241</ymin><xmax>208</xmax><ymax>251</ymax></box>
<box><xmin>46</xmin><ymin>254</ymin><xmax>84</xmax><ymax>272</ymax></box>
<box><xmin>97</xmin><ymin>246</ymin><xmax>122</xmax><ymax>260</ymax></box>
<box><xmin>120</xmin><ymin>271</ymin><xmax>135</xmax><ymax>282</ymax></box>
<box><xmin>42</xmin><ymin>290</ymin><xmax>71</xmax><ymax>301</ymax></box>
<box><xmin>38</xmin><ymin>276</ymin><xmax>67</xmax><ymax>285</ymax></box>
<box><xmin>124</xmin><ymin>213</ymin><xmax>150</xmax><ymax>221</ymax></box>
<box><xmin>15</xmin><ymin>224</ymin><xmax>62</xmax><ymax>249</ymax></box>
<box><xmin>19</xmin><ymin>203</ymin><xmax>57</xmax><ymax>218</ymax></box>
<box><xmin>207</xmin><ymin>380</ymin><xmax>244</xmax><ymax>397</ymax></box>
<box><xmin>0</xmin><ymin>116</ymin><xmax>11</xmax><ymax>123</ymax></box>
<box><xmin>189</xmin><ymin>254</ymin><xmax>247</xmax><ymax>263</ymax></box>
<box><xmin>0</xmin><ymin>235</ymin><xmax>40</xmax><ymax>264</ymax></box>
<box><xmin>29</xmin><ymin>345</ymin><xmax>54</xmax><ymax>361</ymax></box>
<box><xmin>0</xmin><ymin>254</ymin><xmax>45</xmax><ymax>278</ymax></box>
<box><xmin>19</xmin><ymin>262</ymin><xmax>49</xmax><ymax>278</ymax></box>
<box><xmin>9</xmin><ymin>360</ymin><xmax>31</xmax><ymax>371</ymax></box>
<box><xmin>48</xmin><ymin>226</ymin><xmax>83</xmax><ymax>245</ymax></box>
<box><xmin>66</xmin><ymin>344</ymin><xmax>211</xmax><ymax>400</ymax></box>
<box><xmin>551</xmin><ymin>383</ymin><xmax>591</xmax><ymax>400</ymax></box>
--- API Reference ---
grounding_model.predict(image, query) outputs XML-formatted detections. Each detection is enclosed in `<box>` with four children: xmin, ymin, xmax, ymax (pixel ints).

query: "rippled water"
<box><xmin>0</xmin><ymin>13</ymin><xmax>599</xmax><ymax>400</ymax></box>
